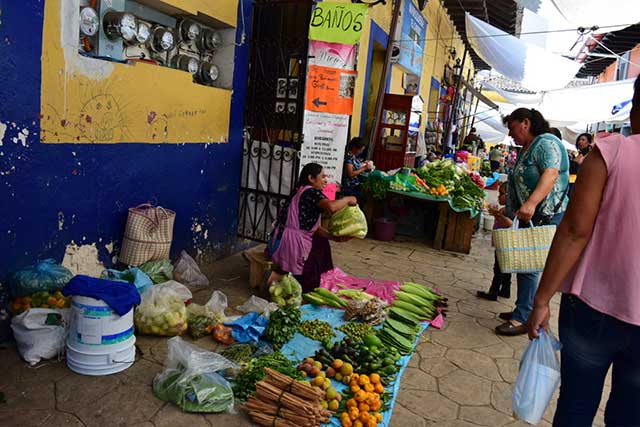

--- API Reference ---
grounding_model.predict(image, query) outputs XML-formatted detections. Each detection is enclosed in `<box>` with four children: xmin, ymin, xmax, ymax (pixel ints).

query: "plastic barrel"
<box><xmin>374</xmin><ymin>218</ymin><xmax>396</xmax><ymax>241</ymax></box>
<box><xmin>66</xmin><ymin>296</ymin><xmax>136</xmax><ymax>376</ymax></box>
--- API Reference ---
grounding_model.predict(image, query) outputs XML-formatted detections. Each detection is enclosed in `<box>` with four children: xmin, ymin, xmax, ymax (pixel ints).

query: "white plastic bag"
<box><xmin>135</xmin><ymin>281</ymin><xmax>193</xmax><ymax>336</ymax></box>
<box><xmin>186</xmin><ymin>291</ymin><xmax>229</xmax><ymax>339</ymax></box>
<box><xmin>236</xmin><ymin>295</ymin><xmax>278</xmax><ymax>319</ymax></box>
<box><xmin>153</xmin><ymin>337</ymin><xmax>238</xmax><ymax>413</ymax></box>
<box><xmin>512</xmin><ymin>329</ymin><xmax>562</xmax><ymax>424</ymax></box>
<box><xmin>11</xmin><ymin>308</ymin><xmax>70</xmax><ymax>365</ymax></box>
<box><xmin>173</xmin><ymin>250</ymin><xmax>209</xmax><ymax>287</ymax></box>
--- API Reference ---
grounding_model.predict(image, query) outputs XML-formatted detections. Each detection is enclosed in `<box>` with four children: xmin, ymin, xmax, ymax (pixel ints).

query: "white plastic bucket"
<box><xmin>484</xmin><ymin>215</ymin><xmax>495</xmax><ymax>231</ymax></box>
<box><xmin>66</xmin><ymin>295</ymin><xmax>136</xmax><ymax>376</ymax></box>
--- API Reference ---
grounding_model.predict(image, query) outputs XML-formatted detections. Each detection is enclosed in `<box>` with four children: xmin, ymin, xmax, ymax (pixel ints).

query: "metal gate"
<box><xmin>238</xmin><ymin>0</ymin><xmax>313</xmax><ymax>242</ymax></box>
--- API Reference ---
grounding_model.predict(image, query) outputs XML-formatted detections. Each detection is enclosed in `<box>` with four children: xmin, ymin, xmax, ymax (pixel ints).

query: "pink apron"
<box><xmin>272</xmin><ymin>186</ymin><xmax>321</xmax><ymax>275</ymax></box>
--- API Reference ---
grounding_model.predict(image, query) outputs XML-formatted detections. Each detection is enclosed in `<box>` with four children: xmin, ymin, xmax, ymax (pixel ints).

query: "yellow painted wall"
<box><xmin>40</xmin><ymin>0</ymin><xmax>237</xmax><ymax>144</ymax></box>
<box><xmin>346</xmin><ymin>0</ymin><xmax>472</xmax><ymax>137</ymax></box>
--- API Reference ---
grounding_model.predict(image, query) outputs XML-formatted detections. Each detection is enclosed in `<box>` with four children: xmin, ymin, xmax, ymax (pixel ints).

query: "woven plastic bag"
<box><xmin>328</xmin><ymin>206</ymin><xmax>368</xmax><ymax>239</ymax></box>
<box><xmin>9</xmin><ymin>259</ymin><xmax>73</xmax><ymax>297</ymax></box>
<box><xmin>11</xmin><ymin>308</ymin><xmax>71</xmax><ymax>365</ymax></box>
<box><xmin>512</xmin><ymin>329</ymin><xmax>562</xmax><ymax>424</ymax></box>
<box><xmin>153</xmin><ymin>337</ymin><xmax>237</xmax><ymax>413</ymax></box>
<box><xmin>134</xmin><ymin>281</ymin><xmax>192</xmax><ymax>336</ymax></box>
<box><xmin>494</xmin><ymin>219</ymin><xmax>557</xmax><ymax>273</ymax></box>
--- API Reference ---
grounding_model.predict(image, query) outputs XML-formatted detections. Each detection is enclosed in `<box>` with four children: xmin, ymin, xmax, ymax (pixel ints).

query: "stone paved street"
<box><xmin>0</xmin><ymin>234</ymin><xmax>610</xmax><ymax>426</ymax></box>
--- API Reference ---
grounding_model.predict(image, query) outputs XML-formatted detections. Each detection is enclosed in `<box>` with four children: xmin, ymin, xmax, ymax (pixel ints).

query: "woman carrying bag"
<box><xmin>495</xmin><ymin>108</ymin><xmax>570</xmax><ymax>336</ymax></box>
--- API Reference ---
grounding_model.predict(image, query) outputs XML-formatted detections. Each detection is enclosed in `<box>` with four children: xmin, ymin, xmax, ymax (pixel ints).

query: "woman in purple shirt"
<box><xmin>528</xmin><ymin>74</ymin><xmax>640</xmax><ymax>426</ymax></box>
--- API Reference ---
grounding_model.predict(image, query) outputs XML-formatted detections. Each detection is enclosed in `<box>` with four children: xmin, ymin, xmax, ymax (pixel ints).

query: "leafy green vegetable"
<box><xmin>232</xmin><ymin>352</ymin><xmax>304</xmax><ymax>401</ymax></box>
<box><xmin>264</xmin><ymin>305</ymin><xmax>301</xmax><ymax>350</ymax></box>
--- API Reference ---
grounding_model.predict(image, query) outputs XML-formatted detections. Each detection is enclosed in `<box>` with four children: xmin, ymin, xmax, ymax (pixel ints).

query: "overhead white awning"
<box><xmin>465</xmin><ymin>13</ymin><xmax>582</xmax><ymax>92</ymax></box>
<box><xmin>549</xmin><ymin>0</ymin><xmax>640</xmax><ymax>33</ymax></box>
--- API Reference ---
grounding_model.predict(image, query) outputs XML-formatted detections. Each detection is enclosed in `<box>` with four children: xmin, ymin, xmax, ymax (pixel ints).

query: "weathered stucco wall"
<box><xmin>0</xmin><ymin>0</ymin><xmax>252</xmax><ymax>281</ymax></box>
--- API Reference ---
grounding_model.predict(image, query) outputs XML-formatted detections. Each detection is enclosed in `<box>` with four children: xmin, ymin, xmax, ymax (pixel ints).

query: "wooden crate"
<box><xmin>244</xmin><ymin>249</ymin><xmax>272</xmax><ymax>291</ymax></box>
<box><xmin>437</xmin><ymin>206</ymin><xmax>476</xmax><ymax>254</ymax></box>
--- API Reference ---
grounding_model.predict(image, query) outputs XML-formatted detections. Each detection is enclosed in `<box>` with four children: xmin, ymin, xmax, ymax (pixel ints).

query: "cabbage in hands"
<box><xmin>329</xmin><ymin>206</ymin><xmax>368</xmax><ymax>239</ymax></box>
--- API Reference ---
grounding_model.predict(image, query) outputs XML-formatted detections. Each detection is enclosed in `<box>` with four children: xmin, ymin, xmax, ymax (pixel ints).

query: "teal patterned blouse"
<box><xmin>508</xmin><ymin>133</ymin><xmax>570</xmax><ymax>217</ymax></box>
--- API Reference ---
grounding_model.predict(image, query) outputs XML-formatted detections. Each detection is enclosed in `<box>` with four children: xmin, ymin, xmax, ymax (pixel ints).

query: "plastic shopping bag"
<box><xmin>139</xmin><ymin>259</ymin><xmax>174</xmax><ymax>284</ymax></box>
<box><xmin>9</xmin><ymin>259</ymin><xmax>73</xmax><ymax>297</ymax></box>
<box><xmin>134</xmin><ymin>281</ymin><xmax>192</xmax><ymax>336</ymax></box>
<box><xmin>173</xmin><ymin>250</ymin><xmax>209</xmax><ymax>287</ymax></box>
<box><xmin>512</xmin><ymin>329</ymin><xmax>562</xmax><ymax>424</ymax></box>
<box><xmin>11</xmin><ymin>308</ymin><xmax>71</xmax><ymax>365</ymax></box>
<box><xmin>186</xmin><ymin>291</ymin><xmax>229</xmax><ymax>339</ymax></box>
<box><xmin>236</xmin><ymin>295</ymin><xmax>278</xmax><ymax>319</ymax></box>
<box><xmin>328</xmin><ymin>206</ymin><xmax>368</xmax><ymax>239</ymax></box>
<box><xmin>102</xmin><ymin>267</ymin><xmax>154</xmax><ymax>295</ymax></box>
<box><xmin>153</xmin><ymin>337</ymin><xmax>238</xmax><ymax>413</ymax></box>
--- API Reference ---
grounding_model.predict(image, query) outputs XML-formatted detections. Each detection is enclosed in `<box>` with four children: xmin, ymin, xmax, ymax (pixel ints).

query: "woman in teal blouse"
<box><xmin>496</xmin><ymin>108</ymin><xmax>570</xmax><ymax>336</ymax></box>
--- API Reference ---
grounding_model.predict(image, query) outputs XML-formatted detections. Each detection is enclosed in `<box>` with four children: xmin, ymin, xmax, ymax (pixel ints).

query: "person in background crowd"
<box><xmin>549</xmin><ymin>127</ymin><xmax>563</xmax><ymax>139</ymax></box>
<box><xmin>477</xmin><ymin>181</ymin><xmax>512</xmax><ymax>301</ymax></box>
<box><xmin>527</xmin><ymin>74</ymin><xmax>640</xmax><ymax>426</ymax></box>
<box><xmin>568</xmin><ymin>133</ymin><xmax>593</xmax><ymax>195</ymax></box>
<box><xmin>268</xmin><ymin>163</ymin><xmax>357</xmax><ymax>292</ymax></box>
<box><xmin>339</xmin><ymin>137</ymin><xmax>372</xmax><ymax>204</ymax></box>
<box><xmin>489</xmin><ymin>144</ymin><xmax>504</xmax><ymax>172</ymax></box>
<box><xmin>496</xmin><ymin>108</ymin><xmax>570</xmax><ymax>336</ymax></box>
<box><xmin>415</xmin><ymin>130</ymin><xmax>427</xmax><ymax>168</ymax></box>
<box><xmin>463</xmin><ymin>127</ymin><xmax>481</xmax><ymax>153</ymax></box>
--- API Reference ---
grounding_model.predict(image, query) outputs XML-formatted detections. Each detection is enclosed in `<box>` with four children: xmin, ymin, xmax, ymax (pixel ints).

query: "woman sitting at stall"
<box><xmin>339</xmin><ymin>137</ymin><xmax>372</xmax><ymax>204</ymax></box>
<box><xmin>268</xmin><ymin>163</ymin><xmax>358</xmax><ymax>292</ymax></box>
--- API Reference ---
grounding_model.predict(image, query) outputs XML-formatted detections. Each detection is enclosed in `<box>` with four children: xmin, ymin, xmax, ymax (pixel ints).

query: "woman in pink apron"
<box><xmin>269</xmin><ymin>163</ymin><xmax>357</xmax><ymax>292</ymax></box>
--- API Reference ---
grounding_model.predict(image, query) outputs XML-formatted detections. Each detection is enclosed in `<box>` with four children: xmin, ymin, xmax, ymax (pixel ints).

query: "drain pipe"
<box><xmin>367</xmin><ymin>0</ymin><xmax>403</xmax><ymax>160</ymax></box>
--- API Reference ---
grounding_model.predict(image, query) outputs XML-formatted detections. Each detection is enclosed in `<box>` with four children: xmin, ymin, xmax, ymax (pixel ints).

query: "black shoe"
<box><xmin>498</xmin><ymin>311</ymin><xmax>513</xmax><ymax>321</ymax></box>
<box><xmin>476</xmin><ymin>291</ymin><xmax>498</xmax><ymax>301</ymax></box>
<box><xmin>498</xmin><ymin>289</ymin><xmax>511</xmax><ymax>299</ymax></box>
<box><xmin>495</xmin><ymin>321</ymin><xmax>527</xmax><ymax>336</ymax></box>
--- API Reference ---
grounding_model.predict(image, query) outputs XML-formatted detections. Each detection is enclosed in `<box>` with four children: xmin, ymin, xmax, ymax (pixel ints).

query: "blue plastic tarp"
<box><xmin>280</xmin><ymin>305</ymin><xmax>429</xmax><ymax>427</ymax></box>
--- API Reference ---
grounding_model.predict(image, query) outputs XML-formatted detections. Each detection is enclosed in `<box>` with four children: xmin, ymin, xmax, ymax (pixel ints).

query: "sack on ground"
<box><xmin>134</xmin><ymin>281</ymin><xmax>192</xmax><ymax>336</ymax></box>
<box><xmin>119</xmin><ymin>204</ymin><xmax>175</xmax><ymax>266</ymax></box>
<box><xmin>329</xmin><ymin>206</ymin><xmax>368</xmax><ymax>239</ymax></box>
<box><xmin>494</xmin><ymin>219</ymin><xmax>556</xmax><ymax>274</ymax></box>
<box><xmin>173</xmin><ymin>250</ymin><xmax>209</xmax><ymax>287</ymax></box>
<box><xmin>186</xmin><ymin>291</ymin><xmax>228</xmax><ymax>339</ymax></box>
<box><xmin>512</xmin><ymin>329</ymin><xmax>562</xmax><ymax>424</ymax></box>
<box><xmin>9</xmin><ymin>259</ymin><xmax>73</xmax><ymax>297</ymax></box>
<box><xmin>153</xmin><ymin>337</ymin><xmax>237</xmax><ymax>413</ymax></box>
<box><xmin>11</xmin><ymin>308</ymin><xmax>70</xmax><ymax>365</ymax></box>
<box><xmin>139</xmin><ymin>259</ymin><xmax>174</xmax><ymax>284</ymax></box>
<box><xmin>102</xmin><ymin>267</ymin><xmax>153</xmax><ymax>296</ymax></box>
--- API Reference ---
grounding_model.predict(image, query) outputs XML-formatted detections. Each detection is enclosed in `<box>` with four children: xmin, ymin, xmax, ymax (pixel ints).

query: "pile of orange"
<box><xmin>11</xmin><ymin>290</ymin><xmax>71</xmax><ymax>314</ymax></box>
<box><xmin>429</xmin><ymin>184</ymin><xmax>449</xmax><ymax>197</ymax></box>
<box><xmin>339</xmin><ymin>373</ymin><xmax>385</xmax><ymax>427</ymax></box>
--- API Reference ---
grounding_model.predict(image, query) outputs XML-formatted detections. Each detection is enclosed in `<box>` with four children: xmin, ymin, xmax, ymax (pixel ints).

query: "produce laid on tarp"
<box><xmin>329</xmin><ymin>206</ymin><xmax>368</xmax><ymax>239</ymax></box>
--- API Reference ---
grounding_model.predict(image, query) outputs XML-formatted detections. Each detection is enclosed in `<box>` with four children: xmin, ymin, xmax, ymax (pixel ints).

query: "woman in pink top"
<box><xmin>527</xmin><ymin>74</ymin><xmax>640</xmax><ymax>426</ymax></box>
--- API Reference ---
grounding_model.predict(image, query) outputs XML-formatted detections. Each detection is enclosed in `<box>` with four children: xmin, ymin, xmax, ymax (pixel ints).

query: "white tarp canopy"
<box><xmin>537</xmin><ymin>78</ymin><xmax>635</xmax><ymax>125</ymax></box>
<box><xmin>549</xmin><ymin>0</ymin><xmax>640</xmax><ymax>33</ymax></box>
<box><xmin>465</xmin><ymin>13</ymin><xmax>582</xmax><ymax>92</ymax></box>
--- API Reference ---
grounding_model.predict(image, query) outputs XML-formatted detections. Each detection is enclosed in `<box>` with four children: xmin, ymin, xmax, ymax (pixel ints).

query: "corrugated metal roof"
<box><xmin>577</xmin><ymin>23</ymin><xmax>640</xmax><ymax>77</ymax></box>
<box><xmin>442</xmin><ymin>0</ymin><xmax>520</xmax><ymax>70</ymax></box>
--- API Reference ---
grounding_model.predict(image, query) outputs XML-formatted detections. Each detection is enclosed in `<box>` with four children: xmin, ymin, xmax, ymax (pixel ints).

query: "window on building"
<box><xmin>616</xmin><ymin>52</ymin><xmax>631</xmax><ymax>81</ymax></box>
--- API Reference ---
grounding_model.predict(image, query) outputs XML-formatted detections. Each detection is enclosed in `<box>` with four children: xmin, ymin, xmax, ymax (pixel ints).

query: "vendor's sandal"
<box><xmin>499</xmin><ymin>312</ymin><xmax>513</xmax><ymax>321</ymax></box>
<box><xmin>495</xmin><ymin>321</ymin><xmax>527</xmax><ymax>336</ymax></box>
<box><xmin>476</xmin><ymin>291</ymin><xmax>498</xmax><ymax>301</ymax></box>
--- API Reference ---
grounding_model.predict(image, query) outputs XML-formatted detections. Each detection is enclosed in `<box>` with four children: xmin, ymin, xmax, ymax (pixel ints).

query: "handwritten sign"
<box><xmin>309</xmin><ymin>3</ymin><xmax>368</xmax><ymax>45</ymax></box>
<box><xmin>305</xmin><ymin>65</ymin><xmax>357</xmax><ymax>115</ymax></box>
<box><xmin>308</xmin><ymin>40</ymin><xmax>357</xmax><ymax>71</ymax></box>
<box><xmin>300</xmin><ymin>111</ymin><xmax>350</xmax><ymax>182</ymax></box>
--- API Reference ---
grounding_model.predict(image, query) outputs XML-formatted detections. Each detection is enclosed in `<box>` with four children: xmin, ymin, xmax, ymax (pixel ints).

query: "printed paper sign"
<box><xmin>300</xmin><ymin>111</ymin><xmax>350</xmax><ymax>182</ymax></box>
<box><xmin>309</xmin><ymin>2</ymin><xmax>368</xmax><ymax>45</ymax></box>
<box><xmin>308</xmin><ymin>40</ymin><xmax>357</xmax><ymax>71</ymax></box>
<box><xmin>305</xmin><ymin>65</ymin><xmax>357</xmax><ymax>115</ymax></box>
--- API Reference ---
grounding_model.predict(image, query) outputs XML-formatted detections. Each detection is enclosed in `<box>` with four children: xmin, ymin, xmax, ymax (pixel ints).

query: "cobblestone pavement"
<box><xmin>0</xmin><ymin>234</ymin><xmax>609</xmax><ymax>426</ymax></box>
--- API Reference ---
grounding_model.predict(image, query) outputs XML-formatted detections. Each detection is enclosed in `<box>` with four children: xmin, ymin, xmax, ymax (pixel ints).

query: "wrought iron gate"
<box><xmin>238</xmin><ymin>0</ymin><xmax>313</xmax><ymax>242</ymax></box>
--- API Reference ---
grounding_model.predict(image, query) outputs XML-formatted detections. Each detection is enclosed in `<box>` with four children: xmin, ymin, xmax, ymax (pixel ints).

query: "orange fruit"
<box><xmin>364</xmin><ymin>383</ymin><xmax>374</xmax><ymax>393</ymax></box>
<box><xmin>346</xmin><ymin>398</ymin><xmax>357</xmax><ymax>408</ymax></box>
<box><xmin>355</xmin><ymin>390</ymin><xmax>367</xmax><ymax>402</ymax></box>
<box><xmin>353</xmin><ymin>421</ymin><xmax>363</xmax><ymax>427</ymax></box>
<box><xmin>350</xmin><ymin>384</ymin><xmax>361</xmax><ymax>393</ymax></box>
<box><xmin>374</xmin><ymin>383</ymin><xmax>384</xmax><ymax>394</ymax></box>
<box><xmin>374</xmin><ymin>412</ymin><xmax>383</xmax><ymax>422</ymax></box>
<box><xmin>341</xmin><ymin>419</ymin><xmax>352</xmax><ymax>427</ymax></box>
<box><xmin>359</xmin><ymin>411</ymin><xmax>371</xmax><ymax>423</ymax></box>
<box><xmin>358</xmin><ymin>403</ymin><xmax>370</xmax><ymax>413</ymax></box>
<box><xmin>369</xmin><ymin>373</ymin><xmax>380</xmax><ymax>384</ymax></box>
<box><xmin>358</xmin><ymin>375</ymin><xmax>370</xmax><ymax>386</ymax></box>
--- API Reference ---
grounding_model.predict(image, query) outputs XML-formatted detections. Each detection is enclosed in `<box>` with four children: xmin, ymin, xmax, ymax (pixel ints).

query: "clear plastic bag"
<box><xmin>134</xmin><ymin>281</ymin><xmax>192</xmax><ymax>336</ymax></box>
<box><xmin>236</xmin><ymin>295</ymin><xmax>278</xmax><ymax>319</ymax></box>
<box><xmin>153</xmin><ymin>337</ymin><xmax>238</xmax><ymax>413</ymax></box>
<box><xmin>139</xmin><ymin>259</ymin><xmax>174</xmax><ymax>284</ymax></box>
<box><xmin>186</xmin><ymin>291</ymin><xmax>228</xmax><ymax>339</ymax></box>
<box><xmin>9</xmin><ymin>259</ymin><xmax>74</xmax><ymax>297</ymax></box>
<box><xmin>328</xmin><ymin>206</ymin><xmax>368</xmax><ymax>239</ymax></box>
<box><xmin>173</xmin><ymin>251</ymin><xmax>209</xmax><ymax>287</ymax></box>
<box><xmin>512</xmin><ymin>329</ymin><xmax>562</xmax><ymax>424</ymax></box>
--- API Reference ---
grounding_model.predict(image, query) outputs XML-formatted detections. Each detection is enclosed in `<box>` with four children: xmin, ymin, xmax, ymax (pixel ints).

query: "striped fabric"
<box><xmin>119</xmin><ymin>204</ymin><xmax>175</xmax><ymax>266</ymax></box>
<box><xmin>493</xmin><ymin>223</ymin><xmax>557</xmax><ymax>274</ymax></box>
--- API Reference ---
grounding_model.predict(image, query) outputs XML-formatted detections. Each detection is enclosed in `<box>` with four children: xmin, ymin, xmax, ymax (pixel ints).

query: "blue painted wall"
<box><xmin>0</xmin><ymin>0</ymin><xmax>252</xmax><ymax>282</ymax></box>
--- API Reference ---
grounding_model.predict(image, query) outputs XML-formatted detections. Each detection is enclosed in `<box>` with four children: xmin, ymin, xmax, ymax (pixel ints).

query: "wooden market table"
<box><xmin>369</xmin><ymin>190</ymin><xmax>478</xmax><ymax>254</ymax></box>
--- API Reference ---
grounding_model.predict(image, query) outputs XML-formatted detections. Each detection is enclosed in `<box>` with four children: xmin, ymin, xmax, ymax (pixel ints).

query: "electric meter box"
<box><xmin>97</xmin><ymin>0</ymin><xmax>125</xmax><ymax>60</ymax></box>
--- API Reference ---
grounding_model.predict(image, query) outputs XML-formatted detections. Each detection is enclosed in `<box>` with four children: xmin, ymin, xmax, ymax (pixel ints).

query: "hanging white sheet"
<box><xmin>549</xmin><ymin>0</ymin><xmax>640</xmax><ymax>33</ymax></box>
<box><xmin>465</xmin><ymin>13</ymin><xmax>582</xmax><ymax>92</ymax></box>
